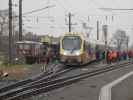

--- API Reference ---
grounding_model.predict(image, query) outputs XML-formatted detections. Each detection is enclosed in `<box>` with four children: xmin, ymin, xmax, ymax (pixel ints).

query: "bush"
<box><xmin>2</xmin><ymin>56</ymin><xmax>9</xmax><ymax>66</ymax></box>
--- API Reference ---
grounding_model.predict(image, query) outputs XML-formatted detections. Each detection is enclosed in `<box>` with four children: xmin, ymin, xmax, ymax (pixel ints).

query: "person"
<box><xmin>131</xmin><ymin>50</ymin><xmax>133</xmax><ymax>60</ymax></box>
<box><xmin>109</xmin><ymin>51</ymin><xmax>112</xmax><ymax>64</ymax></box>
<box><xmin>41</xmin><ymin>46</ymin><xmax>52</xmax><ymax>72</ymax></box>
<box><xmin>123</xmin><ymin>51</ymin><xmax>127</xmax><ymax>60</ymax></box>
<box><xmin>96</xmin><ymin>50</ymin><xmax>100</xmax><ymax>61</ymax></box>
<box><xmin>121</xmin><ymin>51</ymin><xmax>125</xmax><ymax>61</ymax></box>
<box><xmin>101</xmin><ymin>50</ymin><xmax>106</xmax><ymax>64</ymax></box>
<box><xmin>117</xmin><ymin>51</ymin><xmax>120</xmax><ymax>62</ymax></box>
<box><xmin>112</xmin><ymin>50</ymin><xmax>117</xmax><ymax>62</ymax></box>
<box><xmin>106</xmin><ymin>50</ymin><xmax>110</xmax><ymax>64</ymax></box>
<box><xmin>128</xmin><ymin>51</ymin><xmax>132</xmax><ymax>60</ymax></box>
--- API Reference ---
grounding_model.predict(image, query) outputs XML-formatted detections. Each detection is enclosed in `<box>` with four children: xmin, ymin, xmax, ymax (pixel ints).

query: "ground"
<box><xmin>1</xmin><ymin>62</ymin><xmax>133</xmax><ymax>100</ymax></box>
<box><xmin>112</xmin><ymin>74</ymin><xmax>133</xmax><ymax>100</ymax></box>
<box><xmin>0</xmin><ymin>64</ymin><xmax>43</xmax><ymax>80</ymax></box>
<box><xmin>29</xmin><ymin>63</ymin><xmax>133</xmax><ymax>100</ymax></box>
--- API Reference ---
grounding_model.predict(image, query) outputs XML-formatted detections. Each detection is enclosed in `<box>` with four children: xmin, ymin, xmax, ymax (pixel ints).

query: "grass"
<box><xmin>0</xmin><ymin>64</ymin><xmax>37</xmax><ymax>80</ymax></box>
<box><xmin>0</xmin><ymin>54</ymin><xmax>37</xmax><ymax>79</ymax></box>
<box><xmin>0</xmin><ymin>64</ymin><xmax>33</xmax><ymax>68</ymax></box>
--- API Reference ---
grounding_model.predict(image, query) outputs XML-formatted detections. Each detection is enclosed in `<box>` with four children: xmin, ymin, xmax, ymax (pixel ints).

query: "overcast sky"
<box><xmin>0</xmin><ymin>0</ymin><xmax>133</xmax><ymax>45</ymax></box>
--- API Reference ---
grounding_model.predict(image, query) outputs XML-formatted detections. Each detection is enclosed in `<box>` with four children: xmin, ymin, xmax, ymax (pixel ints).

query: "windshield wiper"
<box><xmin>71</xmin><ymin>47</ymin><xmax>76</xmax><ymax>54</ymax></box>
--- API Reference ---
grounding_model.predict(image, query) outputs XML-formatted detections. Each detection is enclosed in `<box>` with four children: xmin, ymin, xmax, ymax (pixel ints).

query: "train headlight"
<box><xmin>63</xmin><ymin>52</ymin><xmax>67</xmax><ymax>55</ymax></box>
<box><xmin>75</xmin><ymin>51</ymin><xmax>80</xmax><ymax>55</ymax></box>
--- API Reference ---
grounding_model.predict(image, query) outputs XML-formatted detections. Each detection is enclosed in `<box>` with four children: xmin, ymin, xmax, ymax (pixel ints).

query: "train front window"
<box><xmin>62</xmin><ymin>36</ymin><xmax>81</xmax><ymax>50</ymax></box>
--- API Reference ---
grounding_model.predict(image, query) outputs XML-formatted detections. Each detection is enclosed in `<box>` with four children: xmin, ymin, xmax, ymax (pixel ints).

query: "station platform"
<box><xmin>99</xmin><ymin>71</ymin><xmax>133</xmax><ymax>100</ymax></box>
<box><xmin>112</xmin><ymin>74</ymin><xmax>133</xmax><ymax>100</ymax></box>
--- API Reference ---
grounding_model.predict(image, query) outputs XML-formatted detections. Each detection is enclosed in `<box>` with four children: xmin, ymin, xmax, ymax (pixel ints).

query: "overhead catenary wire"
<box><xmin>88</xmin><ymin>0</ymin><xmax>105</xmax><ymax>9</ymax></box>
<box><xmin>54</xmin><ymin>0</ymin><xmax>68</xmax><ymax>13</ymax></box>
<box><xmin>22</xmin><ymin>5</ymin><xmax>55</xmax><ymax>15</ymax></box>
<box><xmin>99</xmin><ymin>8</ymin><xmax>133</xmax><ymax>11</ymax></box>
<box><xmin>12</xmin><ymin>4</ymin><xmax>56</xmax><ymax>27</ymax></box>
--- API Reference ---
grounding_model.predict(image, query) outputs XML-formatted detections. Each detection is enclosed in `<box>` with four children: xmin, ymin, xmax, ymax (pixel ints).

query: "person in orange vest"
<box><xmin>112</xmin><ymin>50</ymin><xmax>117</xmax><ymax>62</ymax></box>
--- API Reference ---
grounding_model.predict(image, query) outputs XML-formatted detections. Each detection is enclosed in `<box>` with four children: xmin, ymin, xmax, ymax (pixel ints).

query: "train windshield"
<box><xmin>62</xmin><ymin>36</ymin><xmax>81</xmax><ymax>50</ymax></box>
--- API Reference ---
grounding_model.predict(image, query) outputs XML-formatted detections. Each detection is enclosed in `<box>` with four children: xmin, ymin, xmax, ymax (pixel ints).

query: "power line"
<box><xmin>54</xmin><ymin>0</ymin><xmax>68</xmax><ymax>12</ymax></box>
<box><xmin>22</xmin><ymin>5</ymin><xmax>55</xmax><ymax>15</ymax></box>
<box><xmin>86</xmin><ymin>0</ymin><xmax>106</xmax><ymax>10</ymax></box>
<box><xmin>99</xmin><ymin>8</ymin><xmax>133</xmax><ymax>11</ymax></box>
<box><xmin>55</xmin><ymin>0</ymin><xmax>75</xmax><ymax>13</ymax></box>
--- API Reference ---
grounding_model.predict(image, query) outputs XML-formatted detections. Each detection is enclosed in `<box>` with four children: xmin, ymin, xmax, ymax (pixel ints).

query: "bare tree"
<box><xmin>24</xmin><ymin>32</ymin><xmax>39</xmax><ymax>41</ymax></box>
<box><xmin>0</xmin><ymin>9</ymin><xmax>18</xmax><ymax>54</ymax></box>
<box><xmin>0</xmin><ymin>10</ymin><xmax>8</xmax><ymax>48</ymax></box>
<box><xmin>112</xmin><ymin>29</ymin><xmax>129</xmax><ymax>51</ymax></box>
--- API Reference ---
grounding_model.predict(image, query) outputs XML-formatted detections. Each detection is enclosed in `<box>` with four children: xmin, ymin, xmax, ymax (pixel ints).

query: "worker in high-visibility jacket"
<box><xmin>112</xmin><ymin>51</ymin><xmax>117</xmax><ymax>62</ymax></box>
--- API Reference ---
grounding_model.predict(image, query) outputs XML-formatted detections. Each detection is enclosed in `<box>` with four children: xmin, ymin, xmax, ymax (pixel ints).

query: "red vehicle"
<box><xmin>15</xmin><ymin>41</ymin><xmax>44</xmax><ymax>64</ymax></box>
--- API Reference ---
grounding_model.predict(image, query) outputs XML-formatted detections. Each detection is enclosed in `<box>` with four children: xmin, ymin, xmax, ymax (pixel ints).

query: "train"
<box><xmin>15</xmin><ymin>35</ymin><xmax>59</xmax><ymax>64</ymax></box>
<box><xmin>59</xmin><ymin>32</ymin><xmax>97</xmax><ymax>65</ymax></box>
<box><xmin>15</xmin><ymin>41</ymin><xmax>44</xmax><ymax>64</ymax></box>
<box><xmin>15</xmin><ymin>33</ymin><xmax>115</xmax><ymax>65</ymax></box>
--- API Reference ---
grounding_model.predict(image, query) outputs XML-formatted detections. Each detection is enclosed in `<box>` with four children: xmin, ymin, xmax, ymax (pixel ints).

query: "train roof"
<box><xmin>61</xmin><ymin>32</ymin><xmax>84</xmax><ymax>39</ymax></box>
<box><xmin>15</xmin><ymin>41</ymin><xmax>42</xmax><ymax>45</ymax></box>
<box><xmin>63</xmin><ymin>32</ymin><xmax>83</xmax><ymax>35</ymax></box>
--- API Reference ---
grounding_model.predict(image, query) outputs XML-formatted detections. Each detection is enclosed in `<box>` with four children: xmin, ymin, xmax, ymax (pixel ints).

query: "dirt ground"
<box><xmin>0</xmin><ymin>64</ymin><xmax>42</xmax><ymax>80</ymax></box>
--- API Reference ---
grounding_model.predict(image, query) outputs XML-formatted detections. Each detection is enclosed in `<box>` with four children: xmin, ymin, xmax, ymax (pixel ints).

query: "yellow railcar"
<box><xmin>60</xmin><ymin>32</ymin><xmax>96</xmax><ymax>65</ymax></box>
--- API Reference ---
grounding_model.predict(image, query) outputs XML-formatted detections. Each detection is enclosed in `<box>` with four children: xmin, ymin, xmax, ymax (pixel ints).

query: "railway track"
<box><xmin>0</xmin><ymin>61</ymin><xmax>99</xmax><ymax>100</ymax></box>
<box><xmin>0</xmin><ymin>69</ymin><xmax>52</xmax><ymax>93</ymax></box>
<box><xmin>0</xmin><ymin>60</ymin><xmax>98</xmax><ymax>94</ymax></box>
<box><xmin>0</xmin><ymin>61</ymin><xmax>132</xmax><ymax>100</ymax></box>
<box><xmin>0</xmin><ymin>60</ymin><xmax>98</xmax><ymax>91</ymax></box>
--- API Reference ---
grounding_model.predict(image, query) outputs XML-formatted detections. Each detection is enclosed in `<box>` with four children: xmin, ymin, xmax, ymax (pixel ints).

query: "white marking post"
<box><xmin>99</xmin><ymin>71</ymin><xmax>133</xmax><ymax>100</ymax></box>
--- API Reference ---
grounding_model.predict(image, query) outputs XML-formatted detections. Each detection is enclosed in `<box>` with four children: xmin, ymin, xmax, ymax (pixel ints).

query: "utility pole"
<box><xmin>102</xmin><ymin>24</ymin><xmax>108</xmax><ymax>62</ymax></box>
<box><xmin>9</xmin><ymin>0</ymin><xmax>13</xmax><ymax>64</ymax></box>
<box><xmin>97</xmin><ymin>21</ymin><xmax>99</xmax><ymax>40</ymax></box>
<box><xmin>65</xmin><ymin>12</ymin><xmax>76</xmax><ymax>32</ymax></box>
<box><xmin>68</xmin><ymin>12</ymin><xmax>72</xmax><ymax>32</ymax></box>
<box><xmin>126</xmin><ymin>36</ymin><xmax>129</xmax><ymax>52</ymax></box>
<box><xmin>102</xmin><ymin>25</ymin><xmax>108</xmax><ymax>48</ymax></box>
<box><xmin>19</xmin><ymin>0</ymin><xmax>22</xmax><ymax>41</ymax></box>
